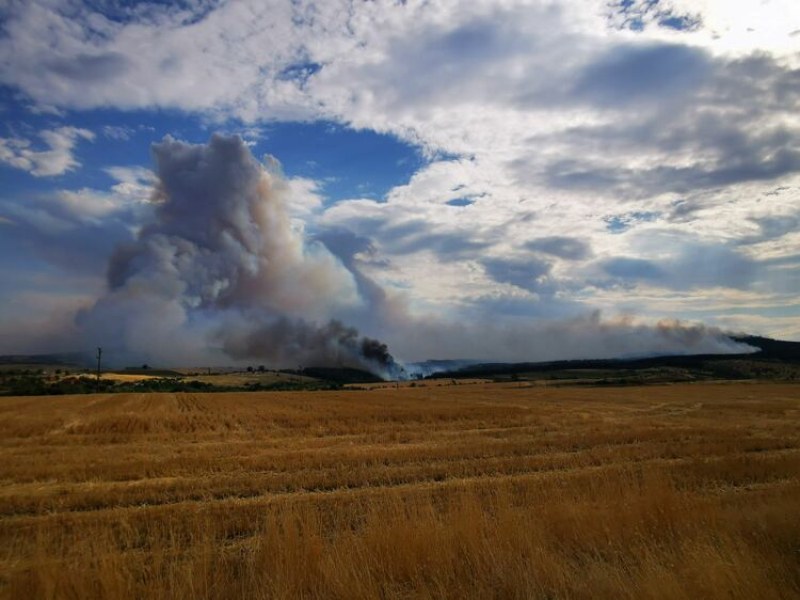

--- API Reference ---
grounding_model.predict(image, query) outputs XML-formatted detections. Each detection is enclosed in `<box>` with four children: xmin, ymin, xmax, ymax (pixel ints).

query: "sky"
<box><xmin>0</xmin><ymin>0</ymin><xmax>798</xmax><ymax>369</ymax></box>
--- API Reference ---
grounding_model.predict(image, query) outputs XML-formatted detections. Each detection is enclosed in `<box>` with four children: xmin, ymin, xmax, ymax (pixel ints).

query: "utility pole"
<box><xmin>96</xmin><ymin>347</ymin><xmax>102</xmax><ymax>384</ymax></box>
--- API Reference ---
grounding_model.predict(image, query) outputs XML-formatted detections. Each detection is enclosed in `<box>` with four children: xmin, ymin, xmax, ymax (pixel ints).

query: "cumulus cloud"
<box><xmin>0</xmin><ymin>126</ymin><xmax>94</xmax><ymax>176</ymax></box>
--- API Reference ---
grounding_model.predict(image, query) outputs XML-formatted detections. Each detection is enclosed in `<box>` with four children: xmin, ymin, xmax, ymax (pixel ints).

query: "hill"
<box><xmin>731</xmin><ymin>335</ymin><xmax>800</xmax><ymax>360</ymax></box>
<box><xmin>428</xmin><ymin>335</ymin><xmax>800</xmax><ymax>384</ymax></box>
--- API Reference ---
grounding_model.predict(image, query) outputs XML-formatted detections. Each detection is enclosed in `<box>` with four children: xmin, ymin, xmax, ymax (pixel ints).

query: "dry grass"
<box><xmin>0</xmin><ymin>382</ymin><xmax>798</xmax><ymax>599</ymax></box>
<box><xmin>100</xmin><ymin>373</ymin><xmax>164</xmax><ymax>383</ymax></box>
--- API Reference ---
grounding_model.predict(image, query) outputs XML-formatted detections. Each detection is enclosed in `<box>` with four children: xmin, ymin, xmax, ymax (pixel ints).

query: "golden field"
<box><xmin>0</xmin><ymin>382</ymin><xmax>798</xmax><ymax>599</ymax></box>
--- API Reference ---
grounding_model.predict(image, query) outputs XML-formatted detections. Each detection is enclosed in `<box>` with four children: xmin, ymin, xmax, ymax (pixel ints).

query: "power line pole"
<box><xmin>96</xmin><ymin>347</ymin><xmax>102</xmax><ymax>384</ymax></box>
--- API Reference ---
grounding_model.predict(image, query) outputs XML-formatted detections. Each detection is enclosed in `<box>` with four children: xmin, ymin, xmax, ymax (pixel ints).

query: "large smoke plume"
<box><xmin>74</xmin><ymin>134</ymin><xmax>753</xmax><ymax>378</ymax></box>
<box><xmin>78</xmin><ymin>134</ymin><xmax>397</xmax><ymax>375</ymax></box>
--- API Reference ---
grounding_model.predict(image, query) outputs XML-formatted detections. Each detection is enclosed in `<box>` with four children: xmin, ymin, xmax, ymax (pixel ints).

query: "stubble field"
<box><xmin>0</xmin><ymin>382</ymin><xmax>798</xmax><ymax>599</ymax></box>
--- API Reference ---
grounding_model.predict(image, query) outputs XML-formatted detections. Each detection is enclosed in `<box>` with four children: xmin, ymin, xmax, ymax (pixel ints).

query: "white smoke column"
<box><xmin>77</xmin><ymin>134</ymin><xmax>391</xmax><ymax>370</ymax></box>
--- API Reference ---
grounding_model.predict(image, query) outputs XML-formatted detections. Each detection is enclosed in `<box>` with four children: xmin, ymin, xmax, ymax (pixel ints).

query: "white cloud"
<box><xmin>285</xmin><ymin>176</ymin><xmax>324</xmax><ymax>218</ymax></box>
<box><xmin>0</xmin><ymin>0</ymin><xmax>310</xmax><ymax>118</ymax></box>
<box><xmin>655</xmin><ymin>0</ymin><xmax>800</xmax><ymax>59</ymax></box>
<box><xmin>103</xmin><ymin>165</ymin><xmax>157</xmax><ymax>205</ymax></box>
<box><xmin>0</xmin><ymin>126</ymin><xmax>94</xmax><ymax>176</ymax></box>
<box><xmin>20</xmin><ymin>166</ymin><xmax>157</xmax><ymax>223</ymax></box>
<box><xmin>102</xmin><ymin>125</ymin><xmax>135</xmax><ymax>140</ymax></box>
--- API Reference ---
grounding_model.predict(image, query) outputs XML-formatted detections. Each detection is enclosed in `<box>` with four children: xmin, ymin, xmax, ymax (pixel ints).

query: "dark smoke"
<box><xmin>222</xmin><ymin>318</ymin><xmax>400</xmax><ymax>378</ymax></box>
<box><xmin>361</xmin><ymin>337</ymin><xmax>393</xmax><ymax>367</ymax></box>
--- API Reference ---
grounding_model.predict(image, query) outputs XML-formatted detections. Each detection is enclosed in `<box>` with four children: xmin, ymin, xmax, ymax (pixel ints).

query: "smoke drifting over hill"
<box><xmin>74</xmin><ymin>134</ymin><xmax>752</xmax><ymax>377</ymax></box>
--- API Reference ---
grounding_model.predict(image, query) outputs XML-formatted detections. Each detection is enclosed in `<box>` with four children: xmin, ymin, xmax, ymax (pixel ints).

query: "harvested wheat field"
<box><xmin>0</xmin><ymin>382</ymin><xmax>798</xmax><ymax>599</ymax></box>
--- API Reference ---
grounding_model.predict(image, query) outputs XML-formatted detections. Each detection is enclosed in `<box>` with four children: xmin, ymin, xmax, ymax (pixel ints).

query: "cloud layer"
<box><xmin>0</xmin><ymin>0</ymin><xmax>798</xmax><ymax>362</ymax></box>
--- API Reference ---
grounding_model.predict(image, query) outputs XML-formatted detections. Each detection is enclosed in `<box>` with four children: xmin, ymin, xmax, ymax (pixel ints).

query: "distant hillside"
<box><xmin>0</xmin><ymin>352</ymin><xmax>91</xmax><ymax>366</ymax></box>
<box><xmin>428</xmin><ymin>335</ymin><xmax>800</xmax><ymax>383</ymax></box>
<box><xmin>2</xmin><ymin>335</ymin><xmax>798</xmax><ymax>385</ymax></box>
<box><xmin>293</xmin><ymin>367</ymin><xmax>384</xmax><ymax>384</ymax></box>
<box><xmin>731</xmin><ymin>335</ymin><xmax>800</xmax><ymax>360</ymax></box>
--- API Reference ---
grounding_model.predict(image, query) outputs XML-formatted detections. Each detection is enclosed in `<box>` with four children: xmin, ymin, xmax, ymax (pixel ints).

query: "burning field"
<box><xmin>1</xmin><ymin>382</ymin><xmax>798</xmax><ymax>599</ymax></box>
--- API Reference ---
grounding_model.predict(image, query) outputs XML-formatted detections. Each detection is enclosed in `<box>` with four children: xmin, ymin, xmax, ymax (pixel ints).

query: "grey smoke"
<box><xmin>109</xmin><ymin>134</ymin><xmax>357</xmax><ymax>316</ymax></box>
<box><xmin>74</xmin><ymin>134</ymin><xmax>754</xmax><ymax>376</ymax></box>
<box><xmin>78</xmin><ymin>133</ymin><xmax>392</xmax><ymax>373</ymax></box>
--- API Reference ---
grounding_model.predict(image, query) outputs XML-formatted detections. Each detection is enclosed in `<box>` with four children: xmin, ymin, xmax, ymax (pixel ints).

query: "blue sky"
<box><xmin>0</xmin><ymin>0</ymin><xmax>798</xmax><ymax>366</ymax></box>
